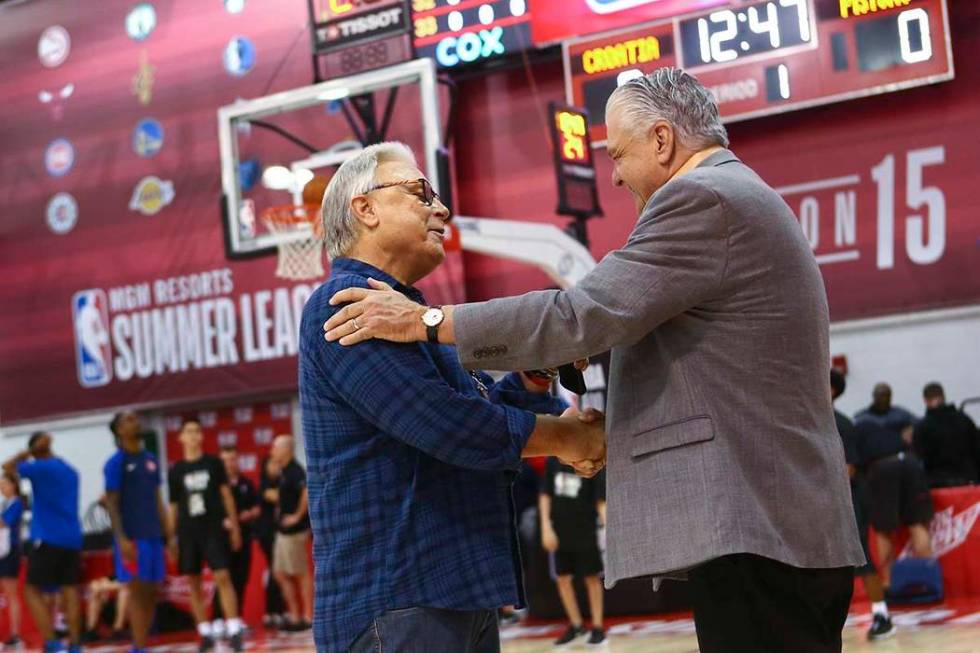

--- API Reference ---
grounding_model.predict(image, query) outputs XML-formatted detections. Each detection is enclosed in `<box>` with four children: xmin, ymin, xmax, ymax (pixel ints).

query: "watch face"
<box><xmin>422</xmin><ymin>308</ymin><xmax>443</xmax><ymax>327</ymax></box>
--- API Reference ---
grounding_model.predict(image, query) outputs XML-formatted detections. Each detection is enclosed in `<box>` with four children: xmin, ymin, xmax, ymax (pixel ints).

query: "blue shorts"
<box><xmin>114</xmin><ymin>538</ymin><xmax>166</xmax><ymax>584</ymax></box>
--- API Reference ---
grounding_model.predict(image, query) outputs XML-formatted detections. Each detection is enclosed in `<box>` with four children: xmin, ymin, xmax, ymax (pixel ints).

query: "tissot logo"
<box><xmin>585</xmin><ymin>0</ymin><xmax>664</xmax><ymax>14</ymax></box>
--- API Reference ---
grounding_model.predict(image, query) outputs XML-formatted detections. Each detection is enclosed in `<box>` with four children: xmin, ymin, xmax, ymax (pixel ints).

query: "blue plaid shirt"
<box><xmin>298</xmin><ymin>258</ymin><xmax>537</xmax><ymax>652</ymax></box>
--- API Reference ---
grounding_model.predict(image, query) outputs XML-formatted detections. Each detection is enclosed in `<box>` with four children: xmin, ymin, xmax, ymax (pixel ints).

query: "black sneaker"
<box><xmin>498</xmin><ymin>610</ymin><xmax>520</xmax><ymax>626</ymax></box>
<box><xmin>198</xmin><ymin>635</ymin><xmax>216</xmax><ymax>652</ymax></box>
<box><xmin>553</xmin><ymin>624</ymin><xmax>587</xmax><ymax>649</ymax></box>
<box><xmin>229</xmin><ymin>632</ymin><xmax>244</xmax><ymax>652</ymax></box>
<box><xmin>867</xmin><ymin>613</ymin><xmax>895</xmax><ymax>641</ymax></box>
<box><xmin>586</xmin><ymin>628</ymin><xmax>608</xmax><ymax>648</ymax></box>
<box><xmin>3</xmin><ymin>634</ymin><xmax>22</xmax><ymax>647</ymax></box>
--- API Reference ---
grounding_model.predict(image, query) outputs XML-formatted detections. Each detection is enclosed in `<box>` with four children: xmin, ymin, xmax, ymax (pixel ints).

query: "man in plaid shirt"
<box><xmin>298</xmin><ymin>142</ymin><xmax>605</xmax><ymax>652</ymax></box>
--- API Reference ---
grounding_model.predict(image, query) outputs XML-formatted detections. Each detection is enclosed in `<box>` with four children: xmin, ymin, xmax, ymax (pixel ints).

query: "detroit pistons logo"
<box><xmin>72</xmin><ymin>289</ymin><xmax>113</xmax><ymax>387</ymax></box>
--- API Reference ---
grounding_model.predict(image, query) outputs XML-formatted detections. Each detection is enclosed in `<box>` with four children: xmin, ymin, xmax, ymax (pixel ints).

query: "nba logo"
<box><xmin>72</xmin><ymin>290</ymin><xmax>113</xmax><ymax>387</ymax></box>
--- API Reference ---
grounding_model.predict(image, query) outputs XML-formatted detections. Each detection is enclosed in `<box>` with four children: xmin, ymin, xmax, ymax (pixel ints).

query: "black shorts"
<box><xmin>867</xmin><ymin>455</ymin><xmax>934</xmax><ymax>533</ymax></box>
<box><xmin>178</xmin><ymin>528</ymin><xmax>230</xmax><ymax>575</ymax></box>
<box><xmin>27</xmin><ymin>542</ymin><xmax>80</xmax><ymax>587</ymax></box>
<box><xmin>0</xmin><ymin>550</ymin><xmax>20</xmax><ymax>579</ymax></box>
<box><xmin>850</xmin><ymin>482</ymin><xmax>876</xmax><ymax>575</ymax></box>
<box><xmin>553</xmin><ymin>548</ymin><xmax>603</xmax><ymax>578</ymax></box>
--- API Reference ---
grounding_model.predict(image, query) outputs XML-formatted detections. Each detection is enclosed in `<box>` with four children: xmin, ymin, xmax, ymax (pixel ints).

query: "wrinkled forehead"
<box><xmin>375</xmin><ymin>158</ymin><xmax>425</xmax><ymax>184</ymax></box>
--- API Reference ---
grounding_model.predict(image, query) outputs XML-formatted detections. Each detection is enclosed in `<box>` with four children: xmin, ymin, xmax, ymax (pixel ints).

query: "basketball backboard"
<box><xmin>217</xmin><ymin>58</ymin><xmax>442</xmax><ymax>260</ymax></box>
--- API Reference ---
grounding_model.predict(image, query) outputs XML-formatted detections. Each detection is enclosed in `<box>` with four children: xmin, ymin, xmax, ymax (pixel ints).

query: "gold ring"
<box><xmin>351</xmin><ymin>317</ymin><xmax>360</xmax><ymax>330</ymax></box>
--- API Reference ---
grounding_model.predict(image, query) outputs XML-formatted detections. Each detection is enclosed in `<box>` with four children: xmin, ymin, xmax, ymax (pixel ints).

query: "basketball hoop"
<box><xmin>261</xmin><ymin>204</ymin><xmax>325</xmax><ymax>280</ymax></box>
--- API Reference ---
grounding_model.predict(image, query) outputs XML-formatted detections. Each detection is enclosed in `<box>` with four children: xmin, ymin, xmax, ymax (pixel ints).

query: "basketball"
<box><xmin>302</xmin><ymin>175</ymin><xmax>329</xmax><ymax>207</ymax></box>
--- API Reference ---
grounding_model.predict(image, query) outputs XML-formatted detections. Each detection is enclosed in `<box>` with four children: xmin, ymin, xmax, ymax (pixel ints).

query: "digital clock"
<box><xmin>678</xmin><ymin>0</ymin><xmax>814</xmax><ymax>69</ymax></box>
<box><xmin>563</xmin><ymin>0</ymin><xmax>953</xmax><ymax>144</ymax></box>
<box><xmin>308</xmin><ymin>0</ymin><xmax>414</xmax><ymax>79</ymax></box>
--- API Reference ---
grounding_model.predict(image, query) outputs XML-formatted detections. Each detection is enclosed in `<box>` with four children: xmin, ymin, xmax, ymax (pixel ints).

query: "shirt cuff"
<box><xmin>504</xmin><ymin>406</ymin><xmax>536</xmax><ymax>465</ymax></box>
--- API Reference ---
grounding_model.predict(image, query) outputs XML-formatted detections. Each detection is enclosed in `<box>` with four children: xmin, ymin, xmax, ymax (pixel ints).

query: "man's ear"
<box><xmin>350</xmin><ymin>195</ymin><xmax>380</xmax><ymax>229</ymax></box>
<box><xmin>650</xmin><ymin>120</ymin><xmax>675</xmax><ymax>165</ymax></box>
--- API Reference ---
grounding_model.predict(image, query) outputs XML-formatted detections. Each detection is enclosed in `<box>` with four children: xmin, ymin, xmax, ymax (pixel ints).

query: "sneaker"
<box><xmin>42</xmin><ymin>640</ymin><xmax>62</xmax><ymax>653</ymax></box>
<box><xmin>553</xmin><ymin>624</ymin><xmax>588</xmax><ymax>649</ymax></box>
<box><xmin>198</xmin><ymin>635</ymin><xmax>216</xmax><ymax>653</ymax></box>
<box><xmin>867</xmin><ymin>613</ymin><xmax>895</xmax><ymax>641</ymax></box>
<box><xmin>3</xmin><ymin>634</ymin><xmax>22</xmax><ymax>647</ymax></box>
<box><xmin>586</xmin><ymin>628</ymin><xmax>608</xmax><ymax>648</ymax></box>
<box><xmin>229</xmin><ymin>632</ymin><xmax>244</xmax><ymax>652</ymax></box>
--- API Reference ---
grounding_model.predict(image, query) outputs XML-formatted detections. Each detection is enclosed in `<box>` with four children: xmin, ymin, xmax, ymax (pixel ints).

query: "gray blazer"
<box><xmin>454</xmin><ymin>150</ymin><xmax>866</xmax><ymax>587</ymax></box>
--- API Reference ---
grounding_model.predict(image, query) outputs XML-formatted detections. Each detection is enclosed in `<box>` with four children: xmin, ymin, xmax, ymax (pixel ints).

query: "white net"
<box><xmin>262</xmin><ymin>205</ymin><xmax>325</xmax><ymax>280</ymax></box>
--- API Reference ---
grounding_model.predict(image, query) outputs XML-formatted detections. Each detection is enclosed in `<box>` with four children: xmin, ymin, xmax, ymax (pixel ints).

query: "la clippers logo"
<box><xmin>585</xmin><ymin>0</ymin><xmax>664</xmax><ymax>14</ymax></box>
<box><xmin>899</xmin><ymin>501</ymin><xmax>980</xmax><ymax>559</ymax></box>
<box><xmin>72</xmin><ymin>290</ymin><xmax>113</xmax><ymax>387</ymax></box>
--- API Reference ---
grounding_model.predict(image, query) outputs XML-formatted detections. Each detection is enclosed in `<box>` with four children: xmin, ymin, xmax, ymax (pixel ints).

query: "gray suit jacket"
<box><xmin>454</xmin><ymin>150</ymin><xmax>866</xmax><ymax>587</ymax></box>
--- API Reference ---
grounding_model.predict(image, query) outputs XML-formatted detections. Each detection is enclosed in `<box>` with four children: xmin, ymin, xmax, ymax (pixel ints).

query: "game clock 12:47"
<box><xmin>678</xmin><ymin>0</ymin><xmax>814</xmax><ymax>69</ymax></box>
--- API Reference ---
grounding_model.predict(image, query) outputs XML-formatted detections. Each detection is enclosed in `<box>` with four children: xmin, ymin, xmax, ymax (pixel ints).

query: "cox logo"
<box><xmin>435</xmin><ymin>26</ymin><xmax>504</xmax><ymax>67</ymax></box>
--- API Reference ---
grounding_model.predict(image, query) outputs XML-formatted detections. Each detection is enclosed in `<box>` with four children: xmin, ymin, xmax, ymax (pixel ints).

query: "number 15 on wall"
<box><xmin>872</xmin><ymin>146</ymin><xmax>946</xmax><ymax>269</ymax></box>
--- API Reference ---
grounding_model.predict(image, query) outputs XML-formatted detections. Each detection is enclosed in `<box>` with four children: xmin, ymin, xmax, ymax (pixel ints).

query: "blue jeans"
<box><xmin>349</xmin><ymin>607</ymin><xmax>499</xmax><ymax>653</ymax></box>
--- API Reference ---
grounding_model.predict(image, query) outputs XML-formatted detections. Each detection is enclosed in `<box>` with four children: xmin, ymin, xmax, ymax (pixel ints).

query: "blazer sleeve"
<box><xmin>455</xmin><ymin>176</ymin><xmax>729</xmax><ymax>370</ymax></box>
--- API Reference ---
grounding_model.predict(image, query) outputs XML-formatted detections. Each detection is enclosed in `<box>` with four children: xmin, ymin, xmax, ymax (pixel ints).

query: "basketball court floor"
<box><xmin>54</xmin><ymin>599</ymin><xmax>980</xmax><ymax>652</ymax></box>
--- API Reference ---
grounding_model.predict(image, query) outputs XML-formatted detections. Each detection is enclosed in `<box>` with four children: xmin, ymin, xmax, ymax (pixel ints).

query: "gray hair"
<box><xmin>606</xmin><ymin>67</ymin><xmax>729</xmax><ymax>149</ymax></box>
<box><xmin>321</xmin><ymin>141</ymin><xmax>417</xmax><ymax>260</ymax></box>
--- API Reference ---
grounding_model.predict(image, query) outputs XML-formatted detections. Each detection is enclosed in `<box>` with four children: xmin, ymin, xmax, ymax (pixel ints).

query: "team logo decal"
<box><xmin>38</xmin><ymin>25</ymin><xmax>71</xmax><ymax>68</ymax></box>
<box><xmin>44</xmin><ymin>138</ymin><xmax>75</xmax><ymax>177</ymax></box>
<box><xmin>46</xmin><ymin>192</ymin><xmax>79</xmax><ymax>234</ymax></box>
<box><xmin>132</xmin><ymin>50</ymin><xmax>155</xmax><ymax>105</ymax></box>
<box><xmin>223</xmin><ymin>36</ymin><xmax>256</xmax><ymax>77</ymax></box>
<box><xmin>129</xmin><ymin>176</ymin><xmax>175</xmax><ymax>215</ymax></box>
<box><xmin>72</xmin><ymin>289</ymin><xmax>113</xmax><ymax>388</ymax></box>
<box><xmin>38</xmin><ymin>83</ymin><xmax>75</xmax><ymax>121</ymax></box>
<box><xmin>132</xmin><ymin>118</ymin><xmax>164</xmax><ymax>157</ymax></box>
<box><xmin>126</xmin><ymin>3</ymin><xmax>157</xmax><ymax>41</ymax></box>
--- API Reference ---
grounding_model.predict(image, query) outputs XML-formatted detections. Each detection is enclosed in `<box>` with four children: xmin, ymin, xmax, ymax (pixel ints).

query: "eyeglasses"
<box><xmin>367</xmin><ymin>178</ymin><xmax>448</xmax><ymax>213</ymax></box>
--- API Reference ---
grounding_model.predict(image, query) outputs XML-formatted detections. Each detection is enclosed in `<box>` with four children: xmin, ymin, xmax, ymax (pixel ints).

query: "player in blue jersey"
<box><xmin>3</xmin><ymin>432</ymin><xmax>84</xmax><ymax>653</ymax></box>
<box><xmin>104</xmin><ymin>412</ymin><xmax>171</xmax><ymax>653</ymax></box>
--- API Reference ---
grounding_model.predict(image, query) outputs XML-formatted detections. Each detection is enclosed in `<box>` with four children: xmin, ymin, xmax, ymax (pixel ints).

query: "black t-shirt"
<box><xmin>835</xmin><ymin>410</ymin><xmax>859</xmax><ymax>467</ymax></box>
<box><xmin>229</xmin><ymin>475</ymin><xmax>259</xmax><ymax>541</ymax></box>
<box><xmin>168</xmin><ymin>455</ymin><xmax>228</xmax><ymax>535</ymax></box>
<box><xmin>278</xmin><ymin>460</ymin><xmax>310</xmax><ymax>534</ymax></box>
<box><xmin>543</xmin><ymin>457</ymin><xmax>605</xmax><ymax>552</ymax></box>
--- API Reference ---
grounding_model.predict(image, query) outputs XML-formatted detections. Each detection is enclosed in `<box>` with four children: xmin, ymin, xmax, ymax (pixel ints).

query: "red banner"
<box><xmin>858</xmin><ymin>486</ymin><xmax>980</xmax><ymax>601</ymax></box>
<box><xmin>0</xmin><ymin>0</ymin><xmax>465</xmax><ymax>424</ymax></box>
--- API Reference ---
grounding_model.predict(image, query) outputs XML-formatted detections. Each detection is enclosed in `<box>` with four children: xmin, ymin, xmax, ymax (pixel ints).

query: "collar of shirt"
<box><xmin>330</xmin><ymin>257</ymin><xmax>427</xmax><ymax>305</ymax></box>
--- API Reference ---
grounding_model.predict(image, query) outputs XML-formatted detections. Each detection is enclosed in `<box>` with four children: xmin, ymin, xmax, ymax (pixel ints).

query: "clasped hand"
<box><xmin>560</xmin><ymin>407</ymin><xmax>606</xmax><ymax>478</ymax></box>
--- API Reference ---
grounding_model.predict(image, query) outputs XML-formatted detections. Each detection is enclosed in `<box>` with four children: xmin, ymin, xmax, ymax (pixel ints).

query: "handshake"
<box><xmin>526</xmin><ymin>406</ymin><xmax>606</xmax><ymax>478</ymax></box>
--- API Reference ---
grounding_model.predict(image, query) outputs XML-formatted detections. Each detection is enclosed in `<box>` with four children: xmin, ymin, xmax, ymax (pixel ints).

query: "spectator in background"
<box><xmin>856</xmin><ymin>383</ymin><xmax>918</xmax><ymax>446</ymax></box>
<box><xmin>2</xmin><ymin>432</ymin><xmax>84</xmax><ymax>653</ymax></box>
<box><xmin>104</xmin><ymin>411</ymin><xmax>170</xmax><ymax>653</ymax></box>
<box><xmin>854</xmin><ymin>385</ymin><xmax>933</xmax><ymax>587</ymax></box>
<box><xmin>256</xmin><ymin>457</ymin><xmax>285</xmax><ymax>628</ymax></box>
<box><xmin>913</xmin><ymin>382</ymin><xmax>980</xmax><ymax>488</ymax></box>
<box><xmin>212</xmin><ymin>446</ymin><xmax>260</xmax><ymax>636</ymax></box>
<box><xmin>267</xmin><ymin>435</ymin><xmax>312</xmax><ymax>632</ymax></box>
<box><xmin>488</xmin><ymin>369</ymin><xmax>568</xmax><ymax>627</ymax></box>
<box><xmin>540</xmin><ymin>456</ymin><xmax>607</xmax><ymax>649</ymax></box>
<box><xmin>0</xmin><ymin>472</ymin><xmax>25</xmax><ymax>647</ymax></box>
<box><xmin>831</xmin><ymin>371</ymin><xmax>894</xmax><ymax>641</ymax></box>
<box><xmin>168</xmin><ymin>420</ymin><xmax>244</xmax><ymax>653</ymax></box>
<box><xmin>83</xmin><ymin>577</ymin><xmax>129</xmax><ymax>642</ymax></box>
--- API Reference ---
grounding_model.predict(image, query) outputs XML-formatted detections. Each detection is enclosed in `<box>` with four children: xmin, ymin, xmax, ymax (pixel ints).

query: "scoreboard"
<box><xmin>411</xmin><ymin>0</ymin><xmax>533</xmax><ymax>68</ymax></box>
<box><xmin>309</xmin><ymin>0</ymin><xmax>414</xmax><ymax>79</ymax></box>
<box><xmin>563</xmin><ymin>0</ymin><xmax>953</xmax><ymax>143</ymax></box>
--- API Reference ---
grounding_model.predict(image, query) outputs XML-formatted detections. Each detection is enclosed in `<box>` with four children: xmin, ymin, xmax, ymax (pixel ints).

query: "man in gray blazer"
<box><xmin>324</xmin><ymin>68</ymin><xmax>866</xmax><ymax>652</ymax></box>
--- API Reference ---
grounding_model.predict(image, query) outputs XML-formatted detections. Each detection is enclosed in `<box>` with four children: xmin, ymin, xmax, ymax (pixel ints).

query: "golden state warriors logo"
<box><xmin>129</xmin><ymin>176</ymin><xmax>175</xmax><ymax>215</ymax></box>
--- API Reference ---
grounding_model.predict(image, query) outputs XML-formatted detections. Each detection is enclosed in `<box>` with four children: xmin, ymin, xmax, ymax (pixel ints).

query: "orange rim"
<box><xmin>261</xmin><ymin>204</ymin><xmax>322</xmax><ymax>237</ymax></box>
